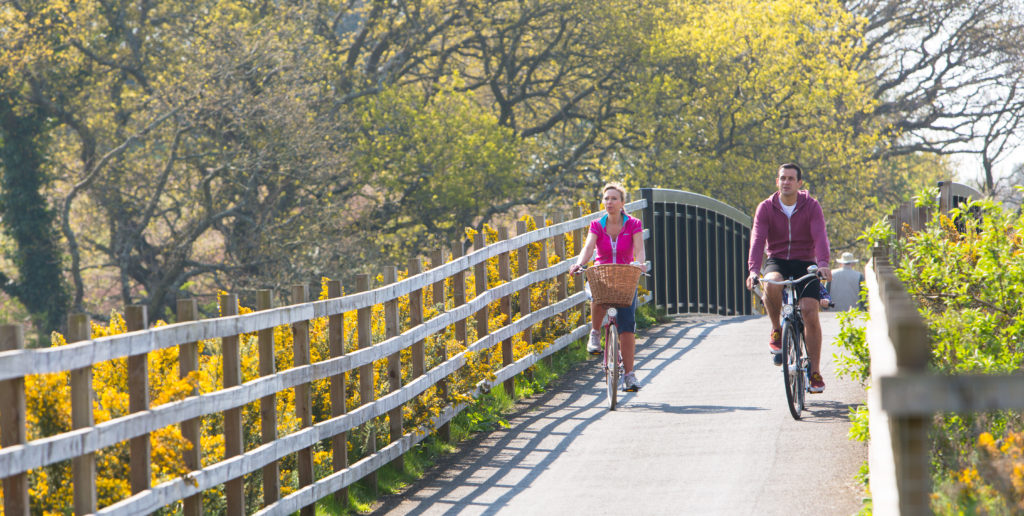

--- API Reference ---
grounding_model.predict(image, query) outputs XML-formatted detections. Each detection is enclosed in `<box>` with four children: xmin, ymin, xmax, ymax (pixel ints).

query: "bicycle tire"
<box><xmin>781</xmin><ymin>320</ymin><xmax>802</xmax><ymax>419</ymax></box>
<box><xmin>605</xmin><ymin>324</ymin><xmax>619</xmax><ymax>410</ymax></box>
<box><xmin>797</xmin><ymin>326</ymin><xmax>808</xmax><ymax>409</ymax></box>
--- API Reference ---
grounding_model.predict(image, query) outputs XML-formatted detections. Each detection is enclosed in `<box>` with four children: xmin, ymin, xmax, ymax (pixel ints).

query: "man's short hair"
<box><xmin>779</xmin><ymin>163</ymin><xmax>803</xmax><ymax>181</ymax></box>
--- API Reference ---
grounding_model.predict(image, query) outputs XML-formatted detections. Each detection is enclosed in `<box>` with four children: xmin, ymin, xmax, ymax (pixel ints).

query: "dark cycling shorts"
<box><xmin>763</xmin><ymin>257</ymin><xmax>821</xmax><ymax>300</ymax></box>
<box><xmin>614</xmin><ymin>294</ymin><xmax>639</xmax><ymax>334</ymax></box>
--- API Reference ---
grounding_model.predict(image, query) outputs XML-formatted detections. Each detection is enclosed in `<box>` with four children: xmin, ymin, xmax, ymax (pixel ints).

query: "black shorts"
<box><xmin>763</xmin><ymin>257</ymin><xmax>821</xmax><ymax>300</ymax></box>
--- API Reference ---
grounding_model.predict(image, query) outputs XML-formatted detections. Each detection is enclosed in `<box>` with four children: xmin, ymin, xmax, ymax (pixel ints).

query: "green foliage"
<box><xmin>879</xmin><ymin>201</ymin><xmax>1024</xmax><ymax>512</ymax></box>
<box><xmin>847</xmin><ymin>404</ymin><xmax>870</xmax><ymax>443</ymax></box>
<box><xmin>833</xmin><ymin>308</ymin><xmax>870</xmax><ymax>385</ymax></box>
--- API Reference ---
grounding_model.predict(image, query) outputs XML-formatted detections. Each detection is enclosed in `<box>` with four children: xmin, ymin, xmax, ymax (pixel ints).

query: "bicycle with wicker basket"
<box><xmin>576</xmin><ymin>263</ymin><xmax>646</xmax><ymax>410</ymax></box>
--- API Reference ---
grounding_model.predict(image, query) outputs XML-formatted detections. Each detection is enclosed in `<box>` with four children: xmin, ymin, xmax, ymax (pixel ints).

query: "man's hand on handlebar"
<box><xmin>746</xmin><ymin>271</ymin><xmax>759</xmax><ymax>291</ymax></box>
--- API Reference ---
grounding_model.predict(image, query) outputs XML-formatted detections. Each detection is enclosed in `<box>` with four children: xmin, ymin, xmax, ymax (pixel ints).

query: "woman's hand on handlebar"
<box><xmin>569</xmin><ymin>263</ymin><xmax>583</xmax><ymax>275</ymax></box>
<box><xmin>629</xmin><ymin>261</ymin><xmax>648</xmax><ymax>273</ymax></box>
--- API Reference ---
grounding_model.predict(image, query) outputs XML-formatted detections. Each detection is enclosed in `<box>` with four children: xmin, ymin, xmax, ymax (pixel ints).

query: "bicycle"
<box><xmin>575</xmin><ymin>262</ymin><xmax>647</xmax><ymax>410</ymax></box>
<box><xmin>757</xmin><ymin>265</ymin><xmax>823</xmax><ymax>420</ymax></box>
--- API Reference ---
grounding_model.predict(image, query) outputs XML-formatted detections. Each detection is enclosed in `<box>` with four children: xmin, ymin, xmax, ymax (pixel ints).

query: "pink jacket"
<box><xmin>591</xmin><ymin>213</ymin><xmax>643</xmax><ymax>264</ymax></box>
<box><xmin>747</xmin><ymin>190</ymin><xmax>830</xmax><ymax>274</ymax></box>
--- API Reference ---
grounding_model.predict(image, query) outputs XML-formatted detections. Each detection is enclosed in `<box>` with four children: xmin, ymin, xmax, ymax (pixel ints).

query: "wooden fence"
<box><xmin>865</xmin><ymin>182</ymin><xmax>1024</xmax><ymax>515</ymax></box>
<box><xmin>0</xmin><ymin>200</ymin><xmax>649</xmax><ymax>515</ymax></box>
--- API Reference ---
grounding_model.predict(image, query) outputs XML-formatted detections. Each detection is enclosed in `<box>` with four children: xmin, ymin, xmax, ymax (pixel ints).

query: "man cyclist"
<box><xmin>745</xmin><ymin>163</ymin><xmax>832</xmax><ymax>393</ymax></box>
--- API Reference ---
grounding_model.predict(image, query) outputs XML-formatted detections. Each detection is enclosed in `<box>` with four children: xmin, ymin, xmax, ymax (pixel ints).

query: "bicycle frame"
<box><xmin>759</xmin><ymin>268</ymin><xmax>819</xmax><ymax>419</ymax></box>
<box><xmin>600</xmin><ymin>307</ymin><xmax>623</xmax><ymax>410</ymax></box>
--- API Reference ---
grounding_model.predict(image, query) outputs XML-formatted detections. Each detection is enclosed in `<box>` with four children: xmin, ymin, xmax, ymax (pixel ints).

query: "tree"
<box><xmin>0</xmin><ymin>94</ymin><xmax>69</xmax><ymax>338</ymax></box>
<box><xmin>614</xmin><ymin>0</ymin><xmax>888</xmax><ymax>249</ymax></box>
<box><xmin>846</xmin><ymin>0</ymin><xmax>1024</xmax><ymax>195</ymax></box>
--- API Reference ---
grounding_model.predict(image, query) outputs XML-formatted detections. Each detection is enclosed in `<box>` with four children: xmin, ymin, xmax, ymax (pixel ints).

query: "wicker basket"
<box><xmin>585</xmin><ymin>264</ymin><xmax>643</xmax><ymax>307</ymax></box>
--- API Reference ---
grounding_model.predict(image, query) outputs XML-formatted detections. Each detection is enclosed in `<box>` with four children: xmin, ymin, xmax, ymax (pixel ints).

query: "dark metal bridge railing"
<box><xmin>640</xmin><ymin>188</ymin><xmax>752</xmax><ymax>316</ymax></box>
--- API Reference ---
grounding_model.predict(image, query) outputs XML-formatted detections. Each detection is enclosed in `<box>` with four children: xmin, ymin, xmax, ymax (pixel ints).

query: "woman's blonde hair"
<box><xmin>602</xmin><ymin>182</ymin><xmax>627</xmax><ymax>203</ymax></box>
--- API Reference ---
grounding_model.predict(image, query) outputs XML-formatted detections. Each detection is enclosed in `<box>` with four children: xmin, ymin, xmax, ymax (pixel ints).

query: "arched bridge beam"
<box><xmin>640</xmin><ymin>188</ymin><xmax>753</xmax><ymax>316</ymax></box>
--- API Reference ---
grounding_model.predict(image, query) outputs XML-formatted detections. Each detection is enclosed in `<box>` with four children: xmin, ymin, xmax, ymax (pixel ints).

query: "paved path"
<box><xmin>372</xmin><ymin>313</ymin><xmax>867</xmax><ymax>515</ymax></box>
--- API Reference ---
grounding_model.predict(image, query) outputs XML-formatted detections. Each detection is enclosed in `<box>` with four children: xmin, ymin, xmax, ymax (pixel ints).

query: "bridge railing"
<box><xmin>0</xmin><ymin>200</ymin><xmax>649</xmax><ymax>516</ymax></box>
<box><xmin>640</xmin><ymin>188</ymin><xmax>752</xmax><ymax>316</ymax></box>
<box><xmin>865</xmin><ymin>181</ymin><xmax>1024</xmax><ymax>515</ymax></box>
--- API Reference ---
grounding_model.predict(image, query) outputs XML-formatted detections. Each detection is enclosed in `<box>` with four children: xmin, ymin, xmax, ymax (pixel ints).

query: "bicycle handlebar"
<box><xmin>573</xmin><ymin>261</ymin><xmax>651</xmax><ymax>276</ymax></box>
<box><xmin>758</xmin><ymin>272</ymin><xmax>821</xmax><ymax>287</ymax></box>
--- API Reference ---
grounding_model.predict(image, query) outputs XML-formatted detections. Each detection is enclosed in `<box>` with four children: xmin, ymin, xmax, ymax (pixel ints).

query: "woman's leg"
<box><xmin>620</xmin><ymin>331</ymin><xmax>636</xmax><ymax>374</ymax></box>
<box><xmin>591</xmin><ymin>301</ymin><xmax>606</xmax><ymax>331</ymax></box>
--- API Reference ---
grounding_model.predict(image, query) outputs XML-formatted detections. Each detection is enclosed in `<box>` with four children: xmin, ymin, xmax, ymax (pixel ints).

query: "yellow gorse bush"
<box><xmin>15</xmin><ymin>212</ymin><xmax>595</xmax><ymax>513</ymax></box>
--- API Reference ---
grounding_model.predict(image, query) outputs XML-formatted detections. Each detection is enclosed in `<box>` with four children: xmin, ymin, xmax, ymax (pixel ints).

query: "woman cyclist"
<box><xmin>568</xmin><ymin>183</ymin><xmax>648</xmax><ymax>392</ymax></box>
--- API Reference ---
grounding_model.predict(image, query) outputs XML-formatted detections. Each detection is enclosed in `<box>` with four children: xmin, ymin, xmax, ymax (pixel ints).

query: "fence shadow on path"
<box><xmin>370</xmin><ymin>315</ymin><xmax>746</xmax><ymax>515</ymax></box>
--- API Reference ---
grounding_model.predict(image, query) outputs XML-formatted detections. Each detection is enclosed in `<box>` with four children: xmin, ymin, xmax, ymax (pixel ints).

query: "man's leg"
<box><xmin>762</xmin><ymin>272</ymin><xmax>784</xmax><ymax>354</ymax></box>
<box><xmin>762</xmin><ymin>272</ymin><xmax>784</xmax><ymax>329</ymax></box>
<box><xmin>800</xmin><ymin>297</ymin><xmax>822</xmax><ymax>372</ymax></box>
<box><xmin>800</xmin><ymin>296</ymin><xmax>826</xmax><ymax>392</ymax></box>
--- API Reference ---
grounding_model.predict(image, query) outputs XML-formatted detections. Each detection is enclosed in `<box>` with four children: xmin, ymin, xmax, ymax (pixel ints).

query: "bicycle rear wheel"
<box><xmin>781</xmin><ymin>320</ymin><xmax>803</xmax><ymax>419</ymax></box>
<box><xmin>605</xmin><ymin>325</ymin><xmax>619</xmax><ymax>410</ymax></box>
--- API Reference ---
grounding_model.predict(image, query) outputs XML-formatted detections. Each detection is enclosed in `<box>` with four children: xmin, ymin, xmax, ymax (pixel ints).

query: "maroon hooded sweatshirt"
<box><xmin>747</xmin><ymin>190</ymin><xmax>831</xmax><ymax>275</ymax></box>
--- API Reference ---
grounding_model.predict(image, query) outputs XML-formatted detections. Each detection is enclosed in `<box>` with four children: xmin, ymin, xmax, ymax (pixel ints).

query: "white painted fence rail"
<box><xmin>0</xmin><ymin>201</ymin><xmax>651</xmax><ymax>516</ymax></box>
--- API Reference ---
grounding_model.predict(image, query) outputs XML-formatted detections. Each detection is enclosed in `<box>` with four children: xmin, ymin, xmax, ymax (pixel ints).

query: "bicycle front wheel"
<box><xmin>605</xmin><ymin>325</ymin><xmax>619</xmax><ymax>410</ymax></box>
<box><xmin>781</xmin><ymin>320</ymin><xmax>803</xmax><ymax>419</ymax></box>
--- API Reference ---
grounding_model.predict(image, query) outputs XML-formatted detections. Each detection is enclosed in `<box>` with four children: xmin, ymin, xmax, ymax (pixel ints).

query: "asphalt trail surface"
<box><xmin>372</xmin><ymin>312</ymin><xmax>867</xmax><ymax>516</ymax></box>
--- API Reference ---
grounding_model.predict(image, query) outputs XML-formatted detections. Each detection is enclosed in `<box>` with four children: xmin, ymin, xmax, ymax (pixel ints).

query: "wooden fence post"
<box><xmin>451</xmin><ymin>241</ymin><xmax>467</xmax><ymax>351</ymax></box>
<box><xmin>326</xmin><ymin>280</ymin><xmax>347</xmax><ymax>505</ymax></box>
<box><xmin>176</xmin><ymin>299</ymin><xmax>203</xmax><ymax>516</ymax></box>
<box><xmin>538</xmin><ymin>216</ymin><xmax>551</xmax><ymax>366</ymax></box>
<box><xmin>498</xmin><ymin>226</ymin><xmax>514</xmax><ymax>397</ymax></box>
<box><xmin>126</xmin><ymin>306</ymin><xmax>150</xmax><ymax>495</ymax></box>
<box><xmin>0</xmin><ymin>325</ymin><xmax>28</xmax><ymax>516</ymax></box>
<box><xmin>220</xmin><ymin>294</ymin><xmax>244</xmax><ymax>516</ymax></box>
<box><xmin>408</xmin><ymin>259</ymin><xmax>426</xmax><ymax>379</ymax></box>
<box><xmin>355</xmin><ymin>274</ymin><xmax>378</xmax><ymax>491</ymax></box>
<box><xmin>430</xmin><ymin>250</ymin><xmax>450</xmax><ymax>442</ymax></box>
<box><xmin>554</xmin><ymin>214</ymin><xmax>568</xmax><ymax>302</ymax></box>
<box><xmin>473</xmin><ymin>234</ymin><xmax>489</xmax><ymax>368</ymax></box>
<box><xmin>572</xmin><ymin>206</ymin><xmax>586</xmax><ymax>327</ymax></box>
<box><xmin>517</xmin><ymin>221</ymin><xmax>533</xmax><ymax>364</ymax></box>
<box><xmin>68</xmin><ymin>313</ymin><xmax>97</xmax><ymax>515</ymax></box>
<box><xmin>255</xmin><ymin>290</ymin><xmax>280</xmax><ymax>507</ymax></box>
<box><xmin>291</xmin><ymin>285</ymin><xmax>315</xmax><ymax>516</ymax></box>
<box><xmin>383</xmin><ymin>267</ymin><xmax>404</xmax><ymax>471</ymax></box>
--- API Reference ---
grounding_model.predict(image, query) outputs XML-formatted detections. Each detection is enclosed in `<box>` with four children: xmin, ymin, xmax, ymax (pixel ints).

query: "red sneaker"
<box><xmin>768</xmin><ymin>328</ymin><xmax>782</xmax><ymax>354</ymax></box>
<box><xmin>809</xmin><ymin>372</ymin><xmax>825</xmax><ymax>393</ymax></box>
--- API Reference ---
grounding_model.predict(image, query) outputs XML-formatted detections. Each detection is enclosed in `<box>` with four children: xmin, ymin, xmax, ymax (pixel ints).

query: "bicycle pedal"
<box><xmin>772</xmin><ymin>354</ymin><xmax>782</xmax><ymax>366</ymax></box>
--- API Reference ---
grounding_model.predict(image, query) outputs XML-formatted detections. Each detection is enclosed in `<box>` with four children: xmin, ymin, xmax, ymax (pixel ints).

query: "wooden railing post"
<box><xmin>517</xmin><ymin>221</ymin><xmax>533</xmax><ymax>355</ymax></box>
<box><xmin>355</xmin><ymin>274</ymin><xmax>378</xmax><ymax>490</ymax></box>
<box><xmin>256</xmin><ymin>290</ymin><xmax>280</xmax><ymax>507</ymax></box>
<box><xmin>291</xmin><ymin>285</ymin><xmax>315</xmax><ymax>516</ymax></box>
<box><xmin>572</xmin><ymin>206</ymin><xmax>586</xmax><ymax>327</ymax></box>
<box><xmin>408</xmin><ymin>259</ymin><xmax>426</xmax><ymax>379</ymax></box>
<box><xmin>0</xmin><ymin>324</ymin><xmax>28</xmax><ymax>516</ymax></box>
<box><xmin>473</xmin><ymin>234</ymin><xmax>489</xmax><ymax>368</ymax></box>
<box><xmin>538</xmin><ymin>216</ymin><xmax>551</xmax><ymax>352</ymax></box>
<box><xmin>383</xmin><ymin>267</ymin><xmax>404</xmax><ymax>471</ymax></box>
<box><xmin>176</xmin><ymin>299</ymin><xmax>203</xmax><ymax>516</ymax></box>
<box><xmin>554</xmin><ymin>214</ymin><xmax>569</xmax><ymax>302</ymax></box>
<box><xmin>125</xmin><ymin>306</ymin><xmax>151</xmax><ymax>495</ymax></box>
<box><xmin>451</xmin><ymin>242</ymin><xmax>467</xmax><ymax>351</ymax></box>
<box><xmin>68</xmin><ymin>313</ymin><xmax>97</xmax><ymax>515</ymax></box>
<box><xmin>326</xmin><ymin>280</ymin><xmax>347</xmax><ymax>505</ymax></box>
<box><xmin>429</xmin><ymin>250</ymin><xmax>450</xmax><ymax>442</ymax></box>
<box><xmin>219</xmin><ymin>294</ymin><xmax>244</xmax><ymax>516</ymax></box>
<box><xmin>498</xmin><ymin>227</ymin><xmax>514</xmax><ymax>397</ymax></box>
